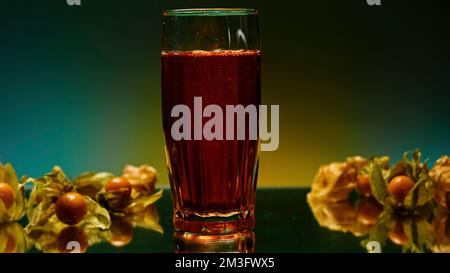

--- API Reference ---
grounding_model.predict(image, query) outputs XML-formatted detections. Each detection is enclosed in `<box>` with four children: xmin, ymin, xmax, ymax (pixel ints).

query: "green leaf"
<box><xmin>402</xmin><ymin>217</ymin><xmax>430</xmax><ymax>253</ymax></box>
<box><xmin>388</xmin><ymin>161</ymin><xmax>408</xmax><ymax>181</ymax></box>
<box><xmin>403</xmin><ymin>171</ymin><xmax>435</xmax><ymax>209</ymax></box>
<box><xmin>370</xmin><ymin>160</ymin><xmax>388</xmax><ymax>205</ymax></box>
<box><xmin>361</xmin><ymin>210</ymin><xmax>390</xmax><ymax>250</ymax></box>
<box><xmin>374</xmin><ymin>156</ymin><xmax>390</xmax><ymax>169</ymax></box>
<box><xmin>411</xmin><ymin>150</ymin><xmax>421</xmax><ymax>179</ymax></box>
<box><xmin>413</xmin><ymin>149</ymin><xmax>421</xmax><ymax>164</ymax></box>
<box><xmin>415</xmin><ymin>219</ymin><xmax>432</xmax><ymax>252</ymax></box>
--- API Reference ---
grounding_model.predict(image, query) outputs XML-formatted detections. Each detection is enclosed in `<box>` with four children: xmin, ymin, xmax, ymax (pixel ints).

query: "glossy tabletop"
<box><xmin>7</xmin><ymin>188</ymin><xmax>441</xmax><ymax>253</ymax></box>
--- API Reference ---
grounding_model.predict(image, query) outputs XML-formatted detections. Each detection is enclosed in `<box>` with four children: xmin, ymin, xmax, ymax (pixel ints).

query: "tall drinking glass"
<box><xmin>161</xmin><ymin>8</ymin><xmax>260</xmax><ymax>234</ymax></box>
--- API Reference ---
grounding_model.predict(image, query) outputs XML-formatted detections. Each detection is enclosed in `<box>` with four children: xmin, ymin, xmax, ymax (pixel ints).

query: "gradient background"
<box><xmin>0</xmin><ymin>0</ymin><xmax>449</xmax><ymax>187</ymax></box>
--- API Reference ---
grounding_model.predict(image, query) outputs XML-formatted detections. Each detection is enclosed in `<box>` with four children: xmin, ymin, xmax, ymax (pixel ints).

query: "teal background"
<box><xmin>0</xmin><ymin>0</ymin><xmax>449</xmax><ymax>186</ymax></box>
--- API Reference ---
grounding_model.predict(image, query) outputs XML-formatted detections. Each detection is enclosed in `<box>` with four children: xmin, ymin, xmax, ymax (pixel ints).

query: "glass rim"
<box><xmin>163</xmin><ymin>8</ymin><xmax>258</xmax><ymax>17</ymax></box>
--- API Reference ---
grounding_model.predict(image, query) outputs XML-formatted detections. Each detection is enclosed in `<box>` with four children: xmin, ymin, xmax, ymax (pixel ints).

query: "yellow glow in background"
<box><xmin>0</xmin><ymin>1</ymin><xmax>449</xmax><ymax>187</ymax></box>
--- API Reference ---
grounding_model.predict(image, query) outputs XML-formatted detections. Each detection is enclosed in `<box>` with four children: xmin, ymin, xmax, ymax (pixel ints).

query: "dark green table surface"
<box><xmin>17</xmin><ymin>188</ymin><xmax>413</xmax><ymax>253</ymax></box>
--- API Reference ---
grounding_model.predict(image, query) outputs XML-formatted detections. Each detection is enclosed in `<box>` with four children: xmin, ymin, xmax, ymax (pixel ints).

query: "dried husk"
<box><xmin>307</xmin><ymin>156</ymin><xmax>367</xmax><ymax>202</ymax></box>
<box><xmin>307</xmin><ymin>196</ymin><xmax>357</xmax><ymax>233</ymax></box>
<box><xmin>26</xmin><ymin>166</ymin><xmax>111</xmax><ymax>232</ymax></box>
<box><xmin>430</xmin><ymin>156</ymin><xmax>450</xmax><ymax>208</ymax></box>
<box><xmin>27</xmin><ymin>218</ymin><xmax>110</xmax><ymax>253</ymax></box>
<box><xmin>0</xmin><ymin>163</ymin><xmax>26</xmax><ymax>223</ymax></box>
<box><xmin>123</xmin><ymin>164</ymin><xmax>158</xmax><ymax>194</ymax></box>
<box><xmin>0</xmin><ymin>222</ymin><xmax>30</xmax><ymax>253</ymax></box>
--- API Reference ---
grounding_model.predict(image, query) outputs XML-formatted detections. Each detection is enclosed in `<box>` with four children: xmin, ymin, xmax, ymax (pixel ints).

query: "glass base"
<box><xmin>173</xmin><ymin>209</ymin><xmax>255</xmax><ymax>235</ymax></box>
<box><xmin>174</xmin><ymin>230</ymin><xmax>255</xmax><ymax>253</ymax></box>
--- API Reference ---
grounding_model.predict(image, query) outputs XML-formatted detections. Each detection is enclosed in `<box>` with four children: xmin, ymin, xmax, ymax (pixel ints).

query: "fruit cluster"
<box><xmin>307</xmin><ymin>150</ymin><xmax>450</xmax><ymax>252</ymax></box>
<box><xmin>309</xmin><ymin>150</ymin><xmax>444</xmax><ymax>211</ymax></box>
<box><xmin>0</xmin><ymin>163</ymin><xmax>163</xmax><ymax>253</ymax></box>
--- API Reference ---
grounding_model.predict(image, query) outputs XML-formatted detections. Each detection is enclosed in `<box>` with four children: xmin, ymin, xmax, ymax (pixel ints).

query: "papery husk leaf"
<box><xmin>382</xmin><ymin>150</ymin><xmax>435</xmax><ymax>209</ymax></box>
<box><xmin>123</xmin><ymin>189</ymin><xmax>163</xmax><ymax>214</ymax></box>
<box><xmin>28</xmin><ymin>231</ymin><xmax>58</xmax><ymax>252</ymax></box>
<box><xmin>0</xmin><ymin>224</ymin><xmax>8</xmax><ymax>252</ymax></box>
<box><xmin>387</xmin><ymin>161</ymin><xmax>409</xmax><ymax>181</ymax></box>
<box><xmin>97</xmin><ymin>190</ymin><xmax>132</xmax><ymax>212</ymax></box>
<box><xmin>351</xmin><ymin>221</ymin><xmax>373</xmax><ymax>237</ymax></box>
<box><xmin>351</xmin><ymin>198</ymin><xmax>384</xmax><ymax>237</ymax></box>
<box><xmin>27</xmin><ymin>166</ymin><xmax>74</xmax><ymax>209</ymax></box>
<box><xmin>10</xmin><ymin>182</ymin><xmax>26</xmax><ymax>221</ymax></box>
<box><xmin>415</xmin><ymin>219</ymin><xmax>432</xmax><ymax>252</ymax></box>
<box><xmin>360</xmin><ymin>220</ymin><xmax>387</xmax><ymax>250</ymax></box>
<box><xmin>308</xmin><ymin>156</ymin><xmax>367</xmax><ymax>202</ymax></box>
<box><xmin>430</xmin><ymin>209</ymin><xmax>450</xmax><ymax>253</ymax></box>
<box><xmin>386</xmin><ymin>151</ymin><xmax>416</xmax><ymax>181</ymax></box>
<box><xmin>0</xmin><ymin>164</ymin><xmax>4</xmax><ymax>183</ymax></box>
<box><xmin>84</xmin><ymin>196</ymin><xmax>111</xmax><ymax>230</ymax></box>
<box><xmin>0</xmin><ymin>201</ymin><xmax>8</xmax><ymax>225</ymax></box>
<box><xmin>98</xmin><ymin>186</ymin><xmax>163</xmax><ymax>214</ymax></box>
<box><xmin>74</xmin><ymin>172</ymin><xmax>114</xmax><ymax>199</ymax></box>
<box><xmin>373</xmin><ymin>156</ymin><xmax>390</xmax><ymax>170</ymax></box>
<box><xmin>360</xmin><ymin>208</ymin><xmax>391</xmax><ymax>250</ymax></box>
<box><xmin>123</xmin><ymin>165</ymin><xmax>158</xmax><ymax>194</ymax></box>
<box><xmin>401</xmin><ymin>218</ymin><xmax>415</xmax><ymax>252</ymax></box>
<box><xmin>430</xmin><ymin>156</ymin><xmax>450</xmax><ymax>208</ymax></box>
<box><xmin>404</xmin><ymin>171</ymin><xmax>435</xmax><ymax>209</ymax></box>
<box><xmin>27</xmin><ymin>216</ymin><xmax>110</xmax><ymax>253</ymax></box>
<box><xmin>27</xmin><ymin>218</ymin><xmax>68</xmax><ymax>252</ymax></box>
<box><xmin>370</xmin><ymin>160</ymin><xmax>388</xmax><ymax>205</ymax></box>
<box><xmin>402</xmin><ymin>217</ymin><xmax>431</xmax><ymax>253</ymax></box>
<box><xmin>26</xmin><ymin>166</ymin><xmax>111</xmax><ymax>232</ymax></box>
<box><xmin>25</xmin><ymin>200</ymin><xmax>56</xmax><ymax>232</ymax></box>
<box><xmin>0</xmin><ymin>163</ymin><xmax>26</xmax><ymax>222</ymax></box>
<box><xmin>411</xmin><ymin>149</ymin><xmax>425</xmax><ymax>180</ymax></box>
<box><xmin>85</xmin><ymin>228</ymin><xmax>111</xmax><ymax>246</ymax></box>
<box><xmin>26</xmin><ymin>182</ymin><xmax>44</xmax><ymax>221</ymax></box>
<box><xmin>3</xmin><ymin>163</ymin><xmax>19</xmax><ymax>190</ymax></box>
<box><xmin>307</xmin><ymin>195</ymin><xmax>357</xmax><ymax>233</ymax></box>
<box><xmin>124</xmin><ymin>205</ymin><xmax>164</xmax><ymax>234</ymax></box>
<box><xmin>359</xmin><ymin>156</ymin><xmax>389</xmax><ymax>178</ymax></box>
<box><xmin>0</xmin><ymin>222</ymin><xmax>30</xmax><ymax>253</ymax></box>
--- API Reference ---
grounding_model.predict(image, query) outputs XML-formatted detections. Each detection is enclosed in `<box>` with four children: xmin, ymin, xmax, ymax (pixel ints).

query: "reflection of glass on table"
<box><xmin>174</xmin><ymin>230</ymin><xmax>255</xmax><ymax>253</ymax></box>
